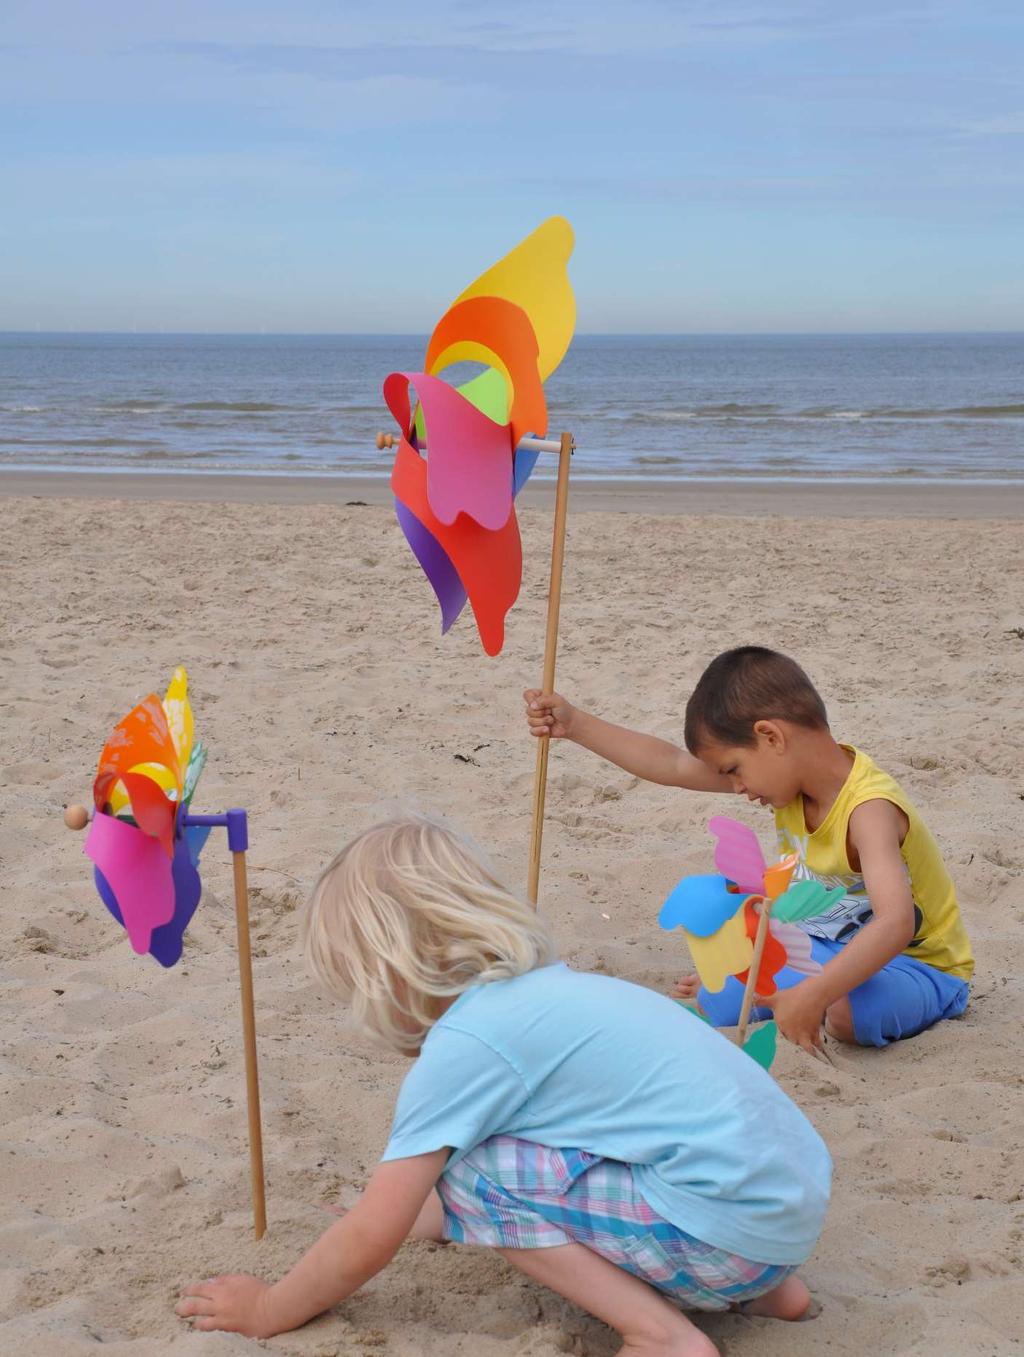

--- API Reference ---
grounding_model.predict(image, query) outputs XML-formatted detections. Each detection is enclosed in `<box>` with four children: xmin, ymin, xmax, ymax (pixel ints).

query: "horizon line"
<box><xmin>2</xmin><ymin>328</ymin><xmax>1023</xmax><ymax>339</ymax></box>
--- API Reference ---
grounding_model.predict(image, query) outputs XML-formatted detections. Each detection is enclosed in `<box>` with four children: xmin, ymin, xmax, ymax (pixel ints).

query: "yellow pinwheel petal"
<box><xmin>449</xmin><ymin>215</ymin><xmax>576</xmax><ymax>382</ymax></box>
<box><xmin>108</xmin><ymin>761</ymin><xmax>179</xmax><ymax>815</ymax></box>
<box><xmin>686</xmin><ymin>909</ymin><xmax>754</xmax><ymax>993</ymax></box>
<box><xmin>162</xmin><ymin>666</ymin><xmax>194</xmax><ymax>779</ymax></box>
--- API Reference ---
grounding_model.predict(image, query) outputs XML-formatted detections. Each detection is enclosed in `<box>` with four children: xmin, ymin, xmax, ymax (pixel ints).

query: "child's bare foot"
<box><xmin>740</xmin><ymin>1273</ymin><xmax>812</xmax><ymax>1321</ymax></box>
<box><xmin>671</xmin><ymin>974</ymin><xmax>701</xmax><ymax>1002</ymax></box>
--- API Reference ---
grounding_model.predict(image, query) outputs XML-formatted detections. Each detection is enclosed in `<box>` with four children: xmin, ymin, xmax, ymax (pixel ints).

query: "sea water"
<box><xmin>1</xmin><ymin>332</ymin><xmax>1021</xmax><ymax>483</ymax></box>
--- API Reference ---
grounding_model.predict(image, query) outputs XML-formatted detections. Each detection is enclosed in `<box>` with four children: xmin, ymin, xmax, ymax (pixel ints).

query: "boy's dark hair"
<box><xmin>684</xmin><ymin>647</ymin><xmax>829</xmax><ymax>753</ymax></box>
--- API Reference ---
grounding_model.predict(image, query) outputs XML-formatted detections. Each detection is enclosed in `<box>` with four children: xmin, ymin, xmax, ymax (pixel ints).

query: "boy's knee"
<box><xmin>824</xmin><ymin>999</ymin><xmax>857</xmax><ymax>1045</ymax></box>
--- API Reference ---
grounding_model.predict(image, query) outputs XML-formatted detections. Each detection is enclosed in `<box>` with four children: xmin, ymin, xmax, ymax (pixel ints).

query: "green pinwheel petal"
<box><xmin>742</xmin><ymin>1021</ymin><xmax>778</xmax><ymax>1070</ymax></box>
<box><xmin>182</xmin><ymin>741</ymin><xmax>207</xmax><ymax>806</ymax></box>
<box><xmin>773</xmin><ymin>878</ymin><xmax>846</xmax><ymax>923</ymax></box>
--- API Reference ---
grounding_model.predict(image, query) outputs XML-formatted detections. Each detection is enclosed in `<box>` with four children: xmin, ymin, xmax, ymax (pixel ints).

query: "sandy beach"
<box><xmin>2</xmin><ymin>477</ymin><xmax>1023</xmax><ymax>1357</ymax></box>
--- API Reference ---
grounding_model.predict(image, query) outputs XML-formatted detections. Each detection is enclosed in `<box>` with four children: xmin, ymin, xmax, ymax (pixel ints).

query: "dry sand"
<box><xmin>2</xmin><ymin>479</ymin><xmax>1023</xmax><ymax>1356</ymax></box>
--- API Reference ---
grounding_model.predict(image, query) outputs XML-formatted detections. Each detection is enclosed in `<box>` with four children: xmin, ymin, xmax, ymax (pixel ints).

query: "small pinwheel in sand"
<box><xmin>659</xmin><ymin>817</ymin><xmax>846</xmax><ymax>1067</ymax></box>
<box><xmin>84</xmin><ymin>667</ymin><xmax>209</xmax><ymax>966</ymax></box>
<box><xmin>64</xmin><ymin>668</ymin><xmax>266</xmax><ymax>1237</ymax></box>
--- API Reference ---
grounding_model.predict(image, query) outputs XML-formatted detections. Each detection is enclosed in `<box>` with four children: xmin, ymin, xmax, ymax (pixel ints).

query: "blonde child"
<box><xmin>525</xmin><ymin>646</ymin><xmax>973</xmax><ymax>1054</ymax></box>
<box><xmin>177</xmin><ymin>813</ymin><xmax>830</xmax><ymax>1356</ymax></box>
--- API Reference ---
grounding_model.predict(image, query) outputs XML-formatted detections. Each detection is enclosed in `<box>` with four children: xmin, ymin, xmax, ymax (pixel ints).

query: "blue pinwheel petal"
<box><xmin>185</xmin><ymin>824</ymin><xmax>211</xmax><ymax>868</ymax></box>
<box><xmin>658</xmin><ymin>873</ymin><xmax>745</xmax><ymax>937</ymax></box>
<box><xmin>513</xmin><ymin>445</ymin><xmax>540</xmax><ymax>495</ymax></box>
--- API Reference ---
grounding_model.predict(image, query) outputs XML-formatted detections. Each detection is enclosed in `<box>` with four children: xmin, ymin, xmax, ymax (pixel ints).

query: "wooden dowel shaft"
<box><xmin>527</xmin><ymin>431</ymin><xmax>574</xmax><ymax>906</ymax></box>
<box><xmin>231</xmin><ymin>849</ymin><xmax>267</xmax><ymax>1240</ymax></box>
<box><xmin>376</xmin><ymin>430</ymin><xmax>567</xmax><ymax>455</ymax></box>
<box><xmin>737</xmin><ymin>899</ymin><xmax>773</xmax><ymax>1046</ymax></box>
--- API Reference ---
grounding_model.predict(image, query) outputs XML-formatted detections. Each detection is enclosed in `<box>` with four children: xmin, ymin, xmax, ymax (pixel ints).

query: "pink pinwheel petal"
<box><xmin>708</xmin><ymin>816</ymin><xmax>768</xmax><ymax>895</ymax></box>
<box><xmin>84</xmin><ymin>811</ymin><xmax>175</xmax><ymax>954</ymax></box>
<box><xmin>384</xmin><ymin>371</ymin><xmax>514</xmax><ymax>531</ymax></box>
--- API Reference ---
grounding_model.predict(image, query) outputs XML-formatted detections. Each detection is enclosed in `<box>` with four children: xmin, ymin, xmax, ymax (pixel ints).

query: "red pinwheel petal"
<box><xmin>734</xmin><ymin>899</ymin><xmax>789</xmax><ymax>997</ymax></box>
<box><xmin>392</xmin><ymin>438</ymin><xmax>521</xmax><ymax>657</ymax></box>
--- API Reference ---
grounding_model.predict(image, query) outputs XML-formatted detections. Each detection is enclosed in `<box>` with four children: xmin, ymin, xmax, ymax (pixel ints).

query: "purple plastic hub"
<box><xmin>181</xmin><ymin>807</ymin><xmax>249</xmax><ymax>853</ymax></box>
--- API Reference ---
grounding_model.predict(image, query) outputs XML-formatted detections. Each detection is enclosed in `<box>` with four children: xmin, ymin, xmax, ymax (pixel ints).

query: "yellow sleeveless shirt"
<box><xmin>774</xmin><ymin>745</ymin><xmax>973</xmax><ymax>980</ymax></box>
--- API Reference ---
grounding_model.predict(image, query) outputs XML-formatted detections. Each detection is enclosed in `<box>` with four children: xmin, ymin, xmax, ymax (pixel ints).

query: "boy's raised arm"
<box><xmin>524</xmin><ymin>690</ymin><xmax>732</xmax><ymax>793</ymax></box>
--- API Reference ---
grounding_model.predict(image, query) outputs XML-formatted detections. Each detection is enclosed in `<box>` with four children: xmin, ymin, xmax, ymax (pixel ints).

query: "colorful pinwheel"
<box><xmin>66</xmin><ymin>668</ymin><xmax>267</xmax><ymax>1236</ymax></box>
<box><xmin>85</xmin><ymin>667</ymin><xmax>210</xmax><ymax>966</ymax></box>
<box><xmin>384</xmin><ymin>215</ymin><xmax>576</xmax><ymax>656</ymax></box>
<box><xmin>659</xmin><ymin>817</ymin><xmax>846</xmax><ymax>1068</ymax></box>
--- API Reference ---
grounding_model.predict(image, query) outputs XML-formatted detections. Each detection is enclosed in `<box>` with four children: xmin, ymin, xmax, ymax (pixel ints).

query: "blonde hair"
<box><xmin>302</xmin><ymin>812</ymin><xmax>557</xmax><ymax>1053</ymax></box>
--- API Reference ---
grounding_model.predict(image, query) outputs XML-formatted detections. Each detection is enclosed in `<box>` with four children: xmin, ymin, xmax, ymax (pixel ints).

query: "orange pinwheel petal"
<box><xmin>94</xmin><ymin>693</ymin><xmax>181</xmax><ymax>856</ymax></box>
<box><xmin>734</xmin><ymin>898</ymin><xmax>789</xmax><ymax>997</ymax></box>
<box><xmin>425</xmin><ymin>295</ymin><xmax>547</xmax><ymax>447</ymax></box>
<box><xmin>763</xmin><ymin>853</ymin><xmax>799</xmax><ymax>901</ymax></box>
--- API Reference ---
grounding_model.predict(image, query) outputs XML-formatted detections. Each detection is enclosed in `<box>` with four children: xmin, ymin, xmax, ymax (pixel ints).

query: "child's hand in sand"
<box><xmin>671</xmin><ymin>974</ymin><xmax>701</xmax><ymax>1001</ymax></box>
<box><xmin>176</xmin><ymin>1273</ymin><xmax>276</xmax><ymax>1338</ymax></box>
<box><xmin>758</xmin><ymin>983</ymin><xmax>827</xmax><ymax>1056</ymax></box>
<box><xmin>524</xmin><ymin>689</ymin><xmax>576</xmax><ymax>740</ymax></box>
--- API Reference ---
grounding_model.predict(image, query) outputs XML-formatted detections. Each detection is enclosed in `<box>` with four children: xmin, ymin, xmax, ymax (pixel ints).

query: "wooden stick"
<box><xmin>527</xmin><ymin>431</ymin><xmax>574</xmax><ymax>906</ymax></box>
<box><xmin>231</xmin><ymin>849</ymin><xmax>267</xmax><ymax>1240</ymax></box>
<box><xmin>737</xmin><ymin>898</ymin><xmax>772</xmax><ymax>1046</ymax></box>
<box><xmin>376</xmin><ymin>430</ymin><xmax>565</xmax><ymax>455</ymax></box>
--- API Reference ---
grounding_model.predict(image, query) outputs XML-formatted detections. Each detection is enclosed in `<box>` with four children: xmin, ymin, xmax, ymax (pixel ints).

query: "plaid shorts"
<box><xmin>438</xmin><ymin>1136</ymin><xmax>796</xmax><ymax>1312</ymax></box>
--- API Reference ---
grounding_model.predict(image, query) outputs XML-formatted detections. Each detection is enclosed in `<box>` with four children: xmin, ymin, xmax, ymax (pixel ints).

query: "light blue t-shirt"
<box><xmin>383</xmin><ymin>963</ymin><xmax>831</xmax><ymax>1265</ymax></box>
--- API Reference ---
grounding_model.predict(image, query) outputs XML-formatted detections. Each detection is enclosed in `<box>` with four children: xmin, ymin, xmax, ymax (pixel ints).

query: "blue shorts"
<box><xmin>698</xmin><ymin>936</ymin><xmax>969</xmax><ymax>1047</ymax></box>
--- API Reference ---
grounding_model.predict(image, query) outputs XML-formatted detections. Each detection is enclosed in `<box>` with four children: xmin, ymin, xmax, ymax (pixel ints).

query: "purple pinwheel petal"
<box><xmin>148</xmin><ymin>834</ymin><xmax>203</xmax><ymax>968</ymax></box>
<box><xmin>94</xmin><ymin>866</ymin><xmax>124</xmax><ymax>927</ymax></box>
<box><xmin>395</xmin><ymin>497</ymin><xmax>467</xmax><ymax>634</ymax></box>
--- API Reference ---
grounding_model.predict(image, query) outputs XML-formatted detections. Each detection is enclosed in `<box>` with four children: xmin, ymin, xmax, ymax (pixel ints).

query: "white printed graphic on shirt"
<box><xmin>776</xmin><ymin>825</ymin><xmax>876</xmax><ymax>943</ymax></box>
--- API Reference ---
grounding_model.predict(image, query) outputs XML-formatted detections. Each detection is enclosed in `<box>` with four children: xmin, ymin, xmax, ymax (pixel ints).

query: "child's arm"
<box><xmin>176</xmin><ymin>1148</ymin><xmax>449</xmax><ymax>1338</ymax></box>
<box><xmin>761</xmin><ymin>800</ymin><xmax>917</xmax><ymax>1052</ymax></box>
<box><xmin>523</xmin><ymin>689</ymin><xmax>732</xmax><ymax>793</ymax></box>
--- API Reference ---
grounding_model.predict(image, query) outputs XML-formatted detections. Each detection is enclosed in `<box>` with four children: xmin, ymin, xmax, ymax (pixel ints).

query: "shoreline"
<box><xmin>2</xmin><ymin>468</ymin><xmax>1022</xmax><ymax>517</ymax></box>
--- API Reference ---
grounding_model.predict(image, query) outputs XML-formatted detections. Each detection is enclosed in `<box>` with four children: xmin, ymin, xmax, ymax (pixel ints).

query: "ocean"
<box><xmin>1</xmin><ymin>332</ymin><xmax>1022</xmax><ymax>483</ymax></box>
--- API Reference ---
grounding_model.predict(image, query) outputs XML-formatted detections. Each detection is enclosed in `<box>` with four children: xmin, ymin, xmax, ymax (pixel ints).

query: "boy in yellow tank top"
<box><xmin>524</xmin><ymin>647</ymin><xmax>972</xmax><ymax>1052</ymax></box>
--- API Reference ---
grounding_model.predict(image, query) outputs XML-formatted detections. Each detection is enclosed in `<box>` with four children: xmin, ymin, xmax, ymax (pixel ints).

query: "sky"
<box><xmin>1</xmin><ymin>1</ymin><xmax>1022</xmax><ymax>333</ymax></box>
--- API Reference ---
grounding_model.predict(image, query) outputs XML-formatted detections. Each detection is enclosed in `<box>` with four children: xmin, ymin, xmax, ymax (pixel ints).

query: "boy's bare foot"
<box><xmin>740</xmin><ymin>1273</ymin><xmax>812</xmax><ymax>1321</ymax></box>
<box><xmin>671</xmin><ymin>974</ymin><xmax>701</xmax><ymax>1002</ymax></box>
